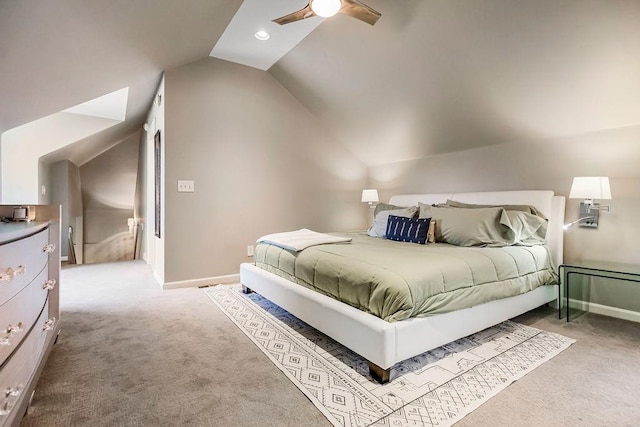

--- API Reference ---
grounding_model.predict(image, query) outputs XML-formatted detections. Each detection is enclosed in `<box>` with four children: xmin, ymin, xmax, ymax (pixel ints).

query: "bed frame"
<box><xmin>240</xmin><ymin>190</ymin><xmax>565</xmax><ymax>383</ymax></box>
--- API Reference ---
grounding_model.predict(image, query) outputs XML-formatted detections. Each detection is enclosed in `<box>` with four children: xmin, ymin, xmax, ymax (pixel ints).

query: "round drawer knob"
<box><xmin>42</xmin><ymin>279</ymin><xmax>56</xmax><ymax>290</ymax></box>
<box><xmin>43</xmin><ymin>317</ymin><xmax>56</xmax><ymax>331</ymax></box>
<box><xmin>0</xmin><ymin>265</ymin><xmax>25</xmax><ymax>282</ymax></box>
<box><xmin>0</xmin><ymin>400</ymin><xmax>14</xmax><ymax>416</ymax></box>
<box><xmin>6</xmin><ymin>323</ymin><xmax>23</xmax><ymax>334</ymax></box>
<box><xmin>4</xmin><ymin>384</ymin><xmax>22</xmax><ymax>398</ymax></box>
<box><xmin>1</xmin><ymin>322</ymin><xmax>24</xmax><ymax>345</ymax></box>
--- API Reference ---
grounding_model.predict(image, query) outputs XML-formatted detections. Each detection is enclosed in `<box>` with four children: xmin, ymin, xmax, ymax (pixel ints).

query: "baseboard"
<box><xmin>568</xmin><ymin>298</ymin><xmax>640</xmax><ymax>323</ymax></box>
<box><xmin>61</xmin><ymin>256</ymin><xmax>68</xmax><ymax>262</ymax></box>
<box><xmin>163</xmin><ymin>273</ymin><xmax>240</xmax><ymax>290</ymax></box>
<box><xmin>153</xmin><ymin>269</ymin><xmax>164</xmax><ymax>289</ymax></box>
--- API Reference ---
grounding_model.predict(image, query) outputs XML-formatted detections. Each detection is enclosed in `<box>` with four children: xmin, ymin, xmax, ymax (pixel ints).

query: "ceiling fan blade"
<box><xmin>273</xmin><ymin>3</ymin><xmax>316</xmax><ymax>25</ymax></box>
<box><xmin>340</xmin><ymin>0</ymin><xmax>381</xmax><ymax>25</ymax></box>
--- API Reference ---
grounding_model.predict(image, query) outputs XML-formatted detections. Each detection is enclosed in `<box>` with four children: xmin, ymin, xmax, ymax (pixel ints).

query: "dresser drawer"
<box><xmin>0</xmin><ymin>228</ymin><xmax>51</xmax><ymax>306</ymax></box>
<box><xmin>0</xmin><ymin>300</ymin><xmax>55</xmax><ymax>424</ymax></box>
<box><xmin>0</xmin><ymin>267</ymin><xmax>52</xmax><ymax>366</ymax></box>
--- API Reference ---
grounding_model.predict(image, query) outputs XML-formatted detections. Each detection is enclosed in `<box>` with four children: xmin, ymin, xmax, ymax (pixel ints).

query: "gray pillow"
<box><xmin>419</xmin><ymin>204</ymin><xmax>510</xmax><ymax>246</ymax></box>
<box><xmin>500</xmin><ymin>210</ymin><xmax>548</xmax><ymax>245</ymax></box>
<box><xmin>373</xmin><ymin>202</ymin><xmax>405</xmax><ymax>217</ymax></box>
<box><xmin>444</xmin><ymin>200</ymin><xmax>547</xmax><ymax>219</ymax></box>
<box><xmin>367</xmin><ymin>206</ymin><xmax>418</xmax><ymax>238</ymax></box>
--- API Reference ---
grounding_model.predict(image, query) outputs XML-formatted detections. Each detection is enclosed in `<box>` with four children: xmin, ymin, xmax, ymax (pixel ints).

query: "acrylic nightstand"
<box><xmin>559</xmin><ymin>261</ymin><xmax>640</xmax><ymax>322</ymax></box>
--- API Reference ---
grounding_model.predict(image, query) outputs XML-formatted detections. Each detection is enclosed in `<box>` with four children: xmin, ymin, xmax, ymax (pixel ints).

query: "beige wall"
<box><xmin>163</xmin><ymin>58</ymin><xmax>367</xmax><ymax>283</ymax></box>
<box><xmin>80</xmin><ymin>132</ymin><xmax>140</xmax><ymax>264</ymax></box>
<box><xmin>369</xmin><ymin>125</ymin><xmax>640</xmax><ymax>312</ymax></box>
<box><xmin>49</xmin><ymin>160</ymin><xmax>82</xmax><ymax>258</ymax></box>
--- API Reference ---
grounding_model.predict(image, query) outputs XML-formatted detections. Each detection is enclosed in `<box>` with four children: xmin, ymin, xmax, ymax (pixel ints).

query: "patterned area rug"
<box><xmin>204</xmin><ymin>286</ymin><xmax>575</xmax><ymax>427</ymax></box>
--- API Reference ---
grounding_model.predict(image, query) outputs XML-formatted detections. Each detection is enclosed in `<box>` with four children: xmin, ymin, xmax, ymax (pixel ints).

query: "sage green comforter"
<box><xmin>254</xmin><ymin>233</ymin><xmax>558</xmax><ymax>322</ymax></box>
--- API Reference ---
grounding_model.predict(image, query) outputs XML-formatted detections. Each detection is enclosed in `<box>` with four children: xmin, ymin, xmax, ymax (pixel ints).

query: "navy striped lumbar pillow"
<box><xmin>385</xmin><ymin>215</ymin><xmax>431</xmax><ymax>245</ymax></box>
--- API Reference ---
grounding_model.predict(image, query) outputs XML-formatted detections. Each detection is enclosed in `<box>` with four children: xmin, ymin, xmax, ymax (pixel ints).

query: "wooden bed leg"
<box><xmin>241</xmin><ymin>285</ymin><xmax>253</xmax><ymax>294</ymax></box>
<box><xmin>368</xmin><ymin>361</ymin><xmax>390</xmax><ymax>384</ymax></box>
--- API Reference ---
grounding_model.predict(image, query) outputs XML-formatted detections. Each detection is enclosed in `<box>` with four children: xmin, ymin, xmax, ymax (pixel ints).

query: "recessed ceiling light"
<box><xmin>254</xmin><ymin>30</ymin><xmax>270</xmax><ymax>41</ymax></box>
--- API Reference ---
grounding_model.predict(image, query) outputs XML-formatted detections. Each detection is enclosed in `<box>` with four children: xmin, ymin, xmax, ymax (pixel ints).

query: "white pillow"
<box><xmin>367</xmin><ymin>206</ymin><xmax>418</xmax><ymax>238</ymax></box>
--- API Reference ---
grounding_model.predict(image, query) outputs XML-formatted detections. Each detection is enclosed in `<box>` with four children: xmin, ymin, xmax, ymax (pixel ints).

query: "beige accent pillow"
<box><xmin>427</xmin><ymin>220</ymin><xmax>435</xmax><ymax>243</ymax></box>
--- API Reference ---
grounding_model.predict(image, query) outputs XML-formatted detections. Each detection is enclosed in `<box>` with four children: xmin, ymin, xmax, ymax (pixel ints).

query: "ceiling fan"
<box><xmin>273</xmin><ymin>0</ymin><xmax>382</xmax><ymax>26</ymax></box>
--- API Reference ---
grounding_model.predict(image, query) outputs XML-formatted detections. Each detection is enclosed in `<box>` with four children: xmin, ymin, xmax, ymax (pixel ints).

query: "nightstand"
<box><xmin>559</xmin><ymin>261</ymin><xmax>640</xmax><ymax>322</ymax></box>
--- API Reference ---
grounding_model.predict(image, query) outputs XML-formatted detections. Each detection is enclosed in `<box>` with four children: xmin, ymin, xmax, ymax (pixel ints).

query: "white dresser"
<box><xmin>0</xmin><ymin>206</ymin><xmax>60</xmax><ymax>426</ymax></box>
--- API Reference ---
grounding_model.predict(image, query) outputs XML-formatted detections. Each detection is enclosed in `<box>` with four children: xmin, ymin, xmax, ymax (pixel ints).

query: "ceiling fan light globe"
<box><xmin>311</xmin><ymin>0</ymin><xmax>342</xmax><ymax>18</ymax></box>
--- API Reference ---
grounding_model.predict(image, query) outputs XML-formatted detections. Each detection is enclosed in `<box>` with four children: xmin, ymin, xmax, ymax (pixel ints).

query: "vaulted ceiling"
<box><xmin>2</xmin><ymin>0</ymin><xmax>639</xmax><ymax>167</ymax></box>
<box><xmin>0</xmin><ymin>0</ymin><xmax>242</xmax><ymax>163</ymax></box>
<box><xmin>272</xmin><ymin>0</ymin><xmax>640</xmax><ymax>166</ymax></box>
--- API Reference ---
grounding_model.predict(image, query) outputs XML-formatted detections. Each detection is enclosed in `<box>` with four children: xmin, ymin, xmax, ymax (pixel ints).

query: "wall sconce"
<box><xmin>565</xmin><ymin>177</ymin><xmax>611</xmax><ymax>229</ymax></box>
<box><xmin>361</xmin><ymin>189</ymin><xmax>379</xmax><ymax>208</ymax></box>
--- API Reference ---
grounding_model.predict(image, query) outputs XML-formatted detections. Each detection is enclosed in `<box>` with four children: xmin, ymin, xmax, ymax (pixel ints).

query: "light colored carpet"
<box><xmin>21</xmin><ymin>261</ymin><xmax>329</xmax><ymax>426</ymax></box>
<box><xmin>205</xmin><ymin>286</ymin><xmax>575</xmax><ymax>426</ymax></box>
<box><xmin>22</xmin><ymin>261</ymin><xmax>640</xmax><ymax>426</ymax></box>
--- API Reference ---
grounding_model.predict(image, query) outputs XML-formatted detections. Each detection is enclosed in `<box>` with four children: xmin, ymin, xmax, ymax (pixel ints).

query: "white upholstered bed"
<box><xmin>240</xmin><ymin>190</ymin><xmax>565</xmax><ymax>382</ymax></box>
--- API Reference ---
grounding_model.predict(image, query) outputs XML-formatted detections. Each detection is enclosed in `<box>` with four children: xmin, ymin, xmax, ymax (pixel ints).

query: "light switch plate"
<box><xmin>177</xmin><ymin>180</ymin><xmax>195</xmax><ymax>193</ymax></box>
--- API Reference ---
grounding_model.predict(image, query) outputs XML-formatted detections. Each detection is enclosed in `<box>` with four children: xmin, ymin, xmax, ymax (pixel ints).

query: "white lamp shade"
<box><xmin>569</xmin><ymin>177</ymin><xmax>611</xmax><ymax>200</ymax></box>
<box><xmin>361</xmin><ymin>189</ymin><xmax>379</xmax><ymax>203</ymax></box>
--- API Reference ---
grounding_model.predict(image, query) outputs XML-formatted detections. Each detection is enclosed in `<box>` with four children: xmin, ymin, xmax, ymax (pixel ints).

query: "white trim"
<box><xmin>568</xmin><ymin>298</ymin><xmax>640</xmax><ymax>323</ymax></box>
<box><xmin>153</xmin><ymin>269</ymin><xmax>163</xmax><ymax>289</ymax></box>
<box><xmin>163</xmin><ymin>273</ymin><xmax>240</xmax><ymax>290</ymax></box>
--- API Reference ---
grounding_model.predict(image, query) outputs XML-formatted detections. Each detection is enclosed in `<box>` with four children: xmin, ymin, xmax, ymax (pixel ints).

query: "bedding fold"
<box><xmin>256</xmin><ymin>228</ymin><xmax>352</xmax><ymax>252</ymax></box>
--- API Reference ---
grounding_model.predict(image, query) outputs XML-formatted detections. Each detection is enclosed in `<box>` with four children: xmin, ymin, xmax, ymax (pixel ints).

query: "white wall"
<box><xmin>1</xmin><ymin>112</ymin><xmax>119</xmax><ymax>203</ymax></box>
<box><xmin>142</xmin><ymin>77</ymin><xmax>165</xmax><ymax>286</ymax></box>
<box><xmin>38</xmin><ymin>159</ymin><xmax>51</xmax><ymax>205</ymax></box>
